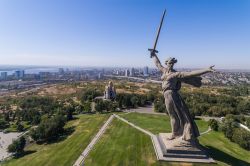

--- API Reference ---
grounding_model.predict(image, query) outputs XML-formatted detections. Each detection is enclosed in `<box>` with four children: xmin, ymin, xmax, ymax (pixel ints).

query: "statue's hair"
<box><xmin>165</xmin><ymin>57</ymin><xmax>177</xmax><ymax>64</ymax></box>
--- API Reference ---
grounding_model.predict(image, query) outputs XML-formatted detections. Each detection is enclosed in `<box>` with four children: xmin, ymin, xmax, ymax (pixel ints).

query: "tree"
<box><xmin>80</xmin><ymin>89</ymin><xmax>102</xmax><ymax>102</ymax></box>
<box><xmin>30</xmin><ymin>115</ymin><xmax>66</xmax><ymax>142</ymax></box>
<box><xmin>232</xmin><ymin>128</ymin><xmax>250</xmax><ymax>150</ymax></box>
<box><xmin>94</xmin><ymin>100</ymin><xmax>102</xmax><ymax>112</ymax></box>
<box><xmin>220</xmin><ymin>115</ymin><xmax>235</xmax><ymax>140</ymax></box>
<box><xmin>110</xmin><ymin>102</ymin><xmax>118</xmax><ymax>112</ymax></box>
<box><xmin>154</xmin><ymin>97</ymin><xmax>167</xmax><ymax>113</ymax></box>
<box><xmin>65</xmin><ymin>105</ymin><xmax>75</xmax><ymax>121</ymax></box>
<box><xmin>237</xmin><ymin>100</ymin><xmax>250</xmax><ymax>114</ymax></box>
<box><xmin>208</xmin><ymin>119</ymin><xmax>219</xmax><ymax>131</ymax></box>
<box><xmin>246</xmin><ymin>118</ymin><xmax>250</xmax><ymax>129</ymax></box>
<box><xmin>16</xmin><ymin>108</ymin><xmax>41</xmax><ymax>124</ymax></box>
<box><xmin>19</xmin><ymin>96</ymin><xmax>59</xmax><ymax>116</ymax></box>
<box><xmin>17</xmin><ymin>123</ymin><xmax>24</xmax><ymax>132</ymax></box>
<box><xmin>8</xmin><ymin>136</ymin><xmax>26</xmax><ymax>156</ymax></box>
<box><xmin>146</xmin><ymin>92</ymin><xmax>155</xmax><ymax>102</ymax></box>
<box><xmin>4</xmin><ymin>112</ymin><xmax>10</xmax><ymax>121</ymax></box>
<box><xmin>75</xmin><ymin>104</ymin><xmax>84</xmax><ymax>114</ymax></box>
<box><xmin>83</xmin><ymin>101</ymin><xmax>92</xmax><ymax>113</ymax></box>
<box><xmin>0</xmin><ymin>119</ymin><xmax>9</xmax><ymax>129</ymax></box>
<box><xmin>130</xmin><ymin>96</ymin><xmax>139</xmax><ymax>108</ymax></box>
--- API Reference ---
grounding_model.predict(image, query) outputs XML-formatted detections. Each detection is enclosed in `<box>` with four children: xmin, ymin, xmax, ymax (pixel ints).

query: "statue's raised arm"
<box><xmin>151</xmin><ymin>52</ymin><xmax>165</xmax><ymax>72</ymax></box>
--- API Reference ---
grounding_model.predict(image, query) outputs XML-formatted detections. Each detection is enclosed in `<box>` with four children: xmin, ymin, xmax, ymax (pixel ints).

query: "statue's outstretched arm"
<box><xmin>151</xmin><ymin>52</ymin><xmax>165</xmax><ymax>72</ymax></box>
<box><xmin>179</xmin><ymin>65</ymin><xmax>215</xmax><ymax>78</ymax></box>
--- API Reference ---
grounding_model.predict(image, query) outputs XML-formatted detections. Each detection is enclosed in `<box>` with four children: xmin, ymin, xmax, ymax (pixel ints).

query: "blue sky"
<box><xmin>0</xmin><ymin>0</ymin><xmax>249</xmax><ymax>69</ymax></box>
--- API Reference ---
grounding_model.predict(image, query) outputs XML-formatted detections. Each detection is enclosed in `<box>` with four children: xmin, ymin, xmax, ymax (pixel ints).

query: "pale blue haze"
<box><xmin>0</xmin><ymin>0</ymin><xmax>249</xmax><ymax>69</ymax></box>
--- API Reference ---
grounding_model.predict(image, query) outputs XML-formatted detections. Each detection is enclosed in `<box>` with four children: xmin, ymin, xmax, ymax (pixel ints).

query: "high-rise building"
<box><xmin>125</xmin><ymin>69</ymin><xmax>129</xmax><ymax>77</ymax></box>
<box><xmin>20</xmin><ymin>70</ymin><xmax>25</xmax><ymax>78</ymax></box>
<box><xmin>143</xmin><ymin>66</ymin><xmax>149</xmax><ymax>76</ymax></box>
<box><xmin>130</xmin><ymin>68</ymin><xmax>135</xmax><ymax>77</ymax></box>
<box><xmin>14</xmin><ymin>70</ymin><xmax>25</xmax><ymax>79</ymax></box>
<box><xmin>15</xmin><ymin>71</ymin><xmax>20</xmax><ymax>79</ymax></box>
<box><xmin>98</xmin><ymin>73</ymin><xmax>104</xmax><ymax>79</ymax></box>
<box><xmin>15</xmin><ymin>70</ymin><xmax>25</xmax><ymax>79</ymax></box>
<box><xmin>1</xmin><ymin>72</ymin><xmax>7</xmax><ymax>80</ymax></box>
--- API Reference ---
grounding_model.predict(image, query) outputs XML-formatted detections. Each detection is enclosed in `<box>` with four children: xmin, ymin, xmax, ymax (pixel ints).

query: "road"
<box><xmin>124</xmin><ymin>105</ymin><xmax>165</xmax><ymax>115</ymax></box>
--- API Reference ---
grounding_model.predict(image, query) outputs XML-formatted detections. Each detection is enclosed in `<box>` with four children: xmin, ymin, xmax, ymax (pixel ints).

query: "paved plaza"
<box><xmin>0</xmin><ymin>132</ymin><xmax>23</xmax><ymax>161</ymax></box>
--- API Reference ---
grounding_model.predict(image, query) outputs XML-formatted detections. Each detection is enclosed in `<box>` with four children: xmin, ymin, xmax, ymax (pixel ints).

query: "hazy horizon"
<box><xmin>1</xmin><ymin>64</ymin><xmax>250</xmax><ymax>72</ymax></box>
<box><xmin>0</xmin><ymin>0</ymin><xmax>249</xmax><ymax>69</ymax></box>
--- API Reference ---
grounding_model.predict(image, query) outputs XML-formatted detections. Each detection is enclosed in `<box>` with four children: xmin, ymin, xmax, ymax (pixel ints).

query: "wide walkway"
<box><xmin>125</xmin><ymin>105</ymin><xmax>165</xmax><ymax>115</ymax></box>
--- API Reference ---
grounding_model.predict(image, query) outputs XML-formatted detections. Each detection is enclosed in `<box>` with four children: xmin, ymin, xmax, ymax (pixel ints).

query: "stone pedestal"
<box><xmin>152</xmin><ymin>133</ymin><xmax>215</xmax><ymax>163</ymax></box>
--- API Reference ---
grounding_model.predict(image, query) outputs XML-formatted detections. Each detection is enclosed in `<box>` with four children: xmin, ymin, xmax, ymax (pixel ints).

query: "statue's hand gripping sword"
<box><xmin>148</xmin><ymin>9</ymin><xmax>166</xmax><ymax>58</ymax></box>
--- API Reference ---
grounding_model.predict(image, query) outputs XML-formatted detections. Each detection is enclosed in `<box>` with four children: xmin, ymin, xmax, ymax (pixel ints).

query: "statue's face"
<box><xmin>165</xmin><ymin>61</ymin><xmax>174</xmax><ymax>68</ymax></box>
<box><xmin>165</xmin><ymin>58</ymin><xmax>177</xmax><ymax>68</ymax></box>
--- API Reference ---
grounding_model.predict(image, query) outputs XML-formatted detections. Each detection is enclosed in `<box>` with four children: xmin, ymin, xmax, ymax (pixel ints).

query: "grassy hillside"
<box><xmin>3</xmin><ymin>114</ymin><xmax>109</xmax><ymax>166</ymax></box>
<box><xmin>84</xmin><ymin>117</ymin><xmax>213</xmax><ymax>166</ymax></box>
<box><xmin>120</xmin><ymin>113</ymin><xmax>250</xmax><ymax>166</ymax></box>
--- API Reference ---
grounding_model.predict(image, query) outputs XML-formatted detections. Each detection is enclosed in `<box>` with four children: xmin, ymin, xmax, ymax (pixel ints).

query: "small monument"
<box><xmin>104</xmin><ymin>81</ymin><xmax>116</xmax><ymax>100</ymax></box>
<box><xmin>148</xmin><ymin>10</ymin><xmax>215</xmax><ymax>163</ymax></box>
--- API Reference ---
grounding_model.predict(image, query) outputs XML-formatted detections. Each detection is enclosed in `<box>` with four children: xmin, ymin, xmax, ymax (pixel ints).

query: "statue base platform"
<box><xmin>151</xmin><ymin>133</ymin><xmax>215</xmax><ymax>163</ymax></box>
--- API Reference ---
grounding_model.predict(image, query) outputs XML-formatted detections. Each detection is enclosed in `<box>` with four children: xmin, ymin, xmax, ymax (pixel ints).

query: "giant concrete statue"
<box><xmin>148</xmin><ymin>10</ymin><xmax>215</xmax><ymax>163</ymax></box>
<box><xmin>151</xmin><ymin>52</ymin><xmax>215</xmax><ymax>142</ymax></box>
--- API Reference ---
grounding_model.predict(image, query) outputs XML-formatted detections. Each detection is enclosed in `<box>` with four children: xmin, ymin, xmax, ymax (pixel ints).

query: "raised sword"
<box><xmin>148</xmin><ymin>9</ymin><xmax>166</xmax><ymax>58</ymax></box>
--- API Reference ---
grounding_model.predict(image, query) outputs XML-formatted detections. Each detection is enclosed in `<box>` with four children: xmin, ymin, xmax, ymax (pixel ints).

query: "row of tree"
<box><xmin>180</xmin><ymin>91</ymin><xmax>250</xmax><ymax>117</ymax></box>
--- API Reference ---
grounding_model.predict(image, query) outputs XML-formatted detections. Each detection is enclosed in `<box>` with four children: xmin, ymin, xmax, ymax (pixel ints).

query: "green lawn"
<box><xmin>3</xmin><ymin>114</ymin><xmax>109</xmax><ymax>166</ymax></box>
<box><xmin>85</xmin><ymin>113</ymin><xmax>250</xmax><ymax>166</ymax></box>
<box><xmin>84</xmin><ymin>118</ymin><xmax>160</xmax><ymax>166</ymax></box>
<box><xmin>120</xmin><ymin>113</ymin><xmax>209</xmax><ymax>134</ymax></box>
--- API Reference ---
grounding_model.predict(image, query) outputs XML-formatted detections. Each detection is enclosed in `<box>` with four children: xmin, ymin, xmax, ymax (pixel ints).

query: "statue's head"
<box><xmin>165</xmin><ymin>57</ymin><xmax>177</xmax><ymax>68</ymax></box>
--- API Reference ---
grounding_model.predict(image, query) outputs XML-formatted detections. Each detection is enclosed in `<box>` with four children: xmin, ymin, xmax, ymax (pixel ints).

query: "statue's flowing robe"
<box><xmin>162</xmin><ymin>72</ymin><xmax>201</xmax><ymax>140</ymax></box>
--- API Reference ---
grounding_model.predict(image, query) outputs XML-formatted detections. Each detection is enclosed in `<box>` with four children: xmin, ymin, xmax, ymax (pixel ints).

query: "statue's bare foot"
<box><xmin>166</xmin><ymin>134</ymin><xmax>176</xmax><ymax>140</ymax></box>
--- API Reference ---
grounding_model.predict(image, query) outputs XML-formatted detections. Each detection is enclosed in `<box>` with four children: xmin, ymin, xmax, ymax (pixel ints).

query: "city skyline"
<box><xmin>0</xmin><ymin>0</ymin><xmax>249</xmax><ymax>69</ymax></box>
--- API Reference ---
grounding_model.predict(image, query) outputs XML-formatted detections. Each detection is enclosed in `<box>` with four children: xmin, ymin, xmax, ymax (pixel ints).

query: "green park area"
<box><xmin>3</xmin><ymin>114</ymin><xmax>109</xmax><ymax>166</ymax></box>
<box><xmin>2</xmin><ymin>112</ymin><xmax>250</xmax><ymax>166</ymax></box>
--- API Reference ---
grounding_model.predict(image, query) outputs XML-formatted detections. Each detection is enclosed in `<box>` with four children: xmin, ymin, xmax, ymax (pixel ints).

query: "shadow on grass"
<box><xmin>72</xmin><ymin>116</ymin><xmax>79</xmax><ymax>120</ymax></box>
<box><xmin>13</xmin><ymin>150</ymin><xmax>36</xmax><ymax>159</ymax></box>
<box><xmin>203</xmin><ymin>145</ymin><xmax>250</xmax><ymax>166</ymax></box>
<box><xmin>48</xmin><ymin>126</ymin><xmax>76</xmax><ymax>144</ymax></box>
